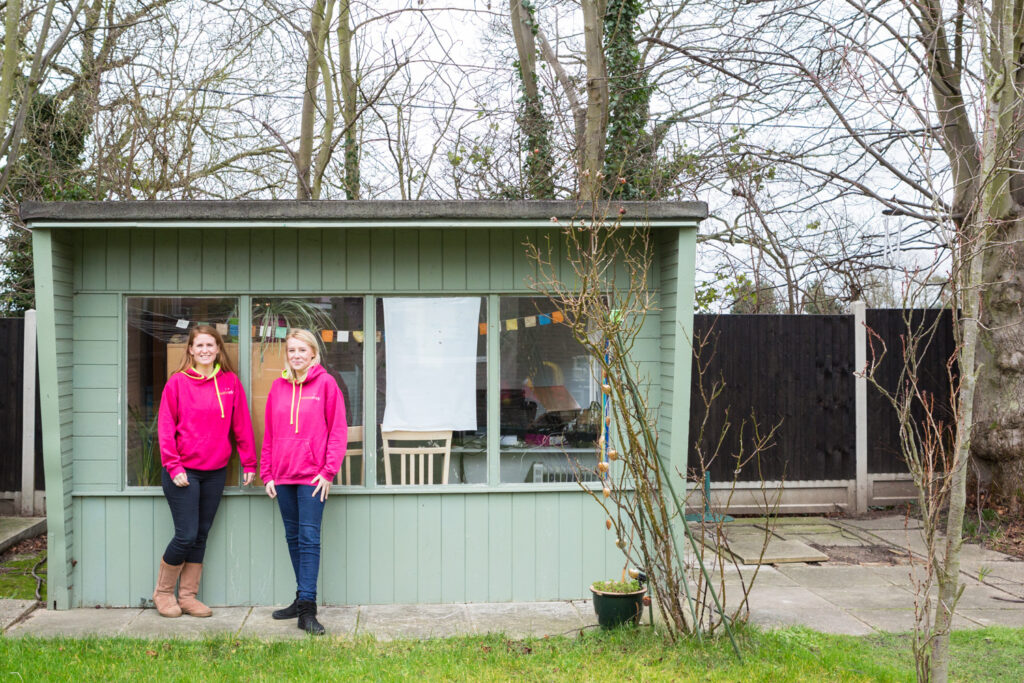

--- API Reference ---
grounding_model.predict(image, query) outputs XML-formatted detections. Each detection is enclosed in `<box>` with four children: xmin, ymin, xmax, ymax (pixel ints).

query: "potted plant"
<box><xmin>590</xmin><ymin>574</ymin><xmax>648</xmax><ymax>628</ymax></box>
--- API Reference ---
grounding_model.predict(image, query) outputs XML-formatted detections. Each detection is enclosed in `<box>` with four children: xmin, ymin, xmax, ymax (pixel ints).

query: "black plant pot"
<box><xmin>590</xmin><ymin>584</ymin><xmax>646</xmax><ymax>628</ymax></box>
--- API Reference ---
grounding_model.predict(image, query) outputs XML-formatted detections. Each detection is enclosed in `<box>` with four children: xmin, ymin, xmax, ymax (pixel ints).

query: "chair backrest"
<box><xmin>336</xmin><ymin>425</ymin><xmax>364</xmax><ymax>486</ymax></box>
<box><xmin>381</xmin><ymin>430</ymin><xmax>452</xmax><ymax>485</ymax></box>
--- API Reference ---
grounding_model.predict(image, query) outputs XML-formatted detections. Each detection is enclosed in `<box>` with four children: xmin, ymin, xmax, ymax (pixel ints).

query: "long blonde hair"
<box><xmin>174</xmin><ymin>325</ymin><xmax>236</xmax><ymax>375</ymax></box>
<box><xmin>285</xmin><ymin>328</ymin><xmax>322</xmax><ymax>379</ymax></box>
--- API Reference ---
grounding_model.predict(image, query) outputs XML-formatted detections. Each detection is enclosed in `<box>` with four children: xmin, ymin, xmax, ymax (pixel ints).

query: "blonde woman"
<box><xmin>155</xmin><ymin>325</ymin><xmax>256</xmax><ymax>618</ymax></box>
<box><xmin>261</xmin><ymin>329</ymin><xmax>347</xmax><ymax>635</ymax></box>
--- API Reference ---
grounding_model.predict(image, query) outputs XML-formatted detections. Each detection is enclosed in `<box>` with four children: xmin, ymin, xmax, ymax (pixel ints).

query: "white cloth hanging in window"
<box><xmin>381</xmin><ymin>297</ymin><xmax>481</xmax><ymax>431</ymax></box>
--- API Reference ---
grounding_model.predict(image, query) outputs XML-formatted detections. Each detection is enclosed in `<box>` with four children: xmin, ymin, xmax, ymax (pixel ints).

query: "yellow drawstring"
<box><xmin>289</xmin><ymin>380</ymin><xmax>296</xmax><ymax>427</ymax></box>
<box><xmin>213</xmin><ymin>373</ymin><xmax>224</xmax><ymax>419</ymax></box>
<box><xmin>295</xmin><ymin>382</ymin><xmax>302</xmax><ymax>434</ymax></box>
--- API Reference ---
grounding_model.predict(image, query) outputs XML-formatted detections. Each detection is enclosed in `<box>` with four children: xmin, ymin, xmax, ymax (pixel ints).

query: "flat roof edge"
<box><xmin>20</xmin><ymin>199</ymin><xmax>708</xmax><ymax>223</ymax></box>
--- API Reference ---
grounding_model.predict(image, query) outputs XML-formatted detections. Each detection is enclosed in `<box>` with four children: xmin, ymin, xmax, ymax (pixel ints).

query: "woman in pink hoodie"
<box><xmin>155</xmin><ymin>325</ymin><xmax>256</xmax><ymax>618</ymax></box>
<box><xmin>262</xmin><ymin>328</ymin><xmax>347</xmax><ymax>635</ymax></box>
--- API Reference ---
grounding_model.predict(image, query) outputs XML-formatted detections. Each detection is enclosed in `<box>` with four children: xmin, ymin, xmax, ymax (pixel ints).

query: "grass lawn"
<box><xmin>1</xmin><ymin>626</ymin><xmax>1022</xmax><ymax>681</ymax></box>
<box><xmin>0</xmin><ymin>546</ymin><xmax>45</xmax><ymax>600</ymax></box>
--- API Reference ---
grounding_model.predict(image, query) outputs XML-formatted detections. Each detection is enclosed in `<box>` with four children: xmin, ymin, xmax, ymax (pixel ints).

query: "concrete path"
<box><xmin>0</xmin><ymin>516</ymin><xmax>45</xmax><ymax>555</ymax></box>
<box><xmin>2</xmin><ymin>515</ymin><xmax>1022</xmax><ymax>640</ymax></box>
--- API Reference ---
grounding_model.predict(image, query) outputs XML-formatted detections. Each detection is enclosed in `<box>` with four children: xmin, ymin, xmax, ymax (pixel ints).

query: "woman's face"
<box><xmin>286</xmin><ymin>338</ymin><xmax>316</xmax><ymax>374</ymax></box>
<box><xmin>190</xmin><ymin>333</ymin><xmax>219</xmax><ymax>369</ymax></box>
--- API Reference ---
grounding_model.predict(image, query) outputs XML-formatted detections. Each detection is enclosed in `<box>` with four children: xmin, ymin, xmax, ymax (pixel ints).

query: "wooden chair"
<box><xmin>336</xmin><ymin>426</ymin><xmax>364</xmax><ymax>486</ymax></box>
<box><xmin>381</xmin><ymin>430</ymin><xmax>452</xmax><ymax>485</ymax></box>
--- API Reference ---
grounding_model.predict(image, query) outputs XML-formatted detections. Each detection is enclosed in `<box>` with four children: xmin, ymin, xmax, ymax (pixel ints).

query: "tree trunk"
<box><xmin>510</xmin><ymin>0</ymin><xmax>554</xmax><ymax>198</ymax></box>
<box><xmin>580</xmin><ymin>0</ymin><xmax>608</xmax><ymax>201</ymax></box>
<box><xmin>338</xmin><ymin>0</ymin><xmax>359</xmax><ymax>200</ymax></box>
<box><xmin>0</xmin><ymin>0</ymin><xmax>23</xmax><ymax>139</ymax></box>
<box><xmin>296</xmin><ymin>0</ymin><xmax>326</xmax><ymax>200</ymax></box>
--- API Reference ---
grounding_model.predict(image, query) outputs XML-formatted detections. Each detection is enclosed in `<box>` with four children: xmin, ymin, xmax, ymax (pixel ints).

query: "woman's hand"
<box><xmin>173</xmin><ymin>472</ymin><xmax>189</xmax><ymax>487</ymax></box>
<box><xmin>242</xmin><ymin>472</ymin><xmax>255</xmax><ymax>486</ymax></box>
<box><xmin>311</xmin><ymin>475</ymin><xmax>331</xmax><ymax>502</ymax></box>
<box><xmin>264</xmin><ymin>480</ymin><xmax>277</xmax><ymax>499</ymax></box>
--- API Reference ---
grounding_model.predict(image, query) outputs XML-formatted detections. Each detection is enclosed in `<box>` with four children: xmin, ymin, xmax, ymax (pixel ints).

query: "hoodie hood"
<box><xmin>181</xmin><ymin>364</ymin><xmax>225</xmax><ymax>418</ymax></box>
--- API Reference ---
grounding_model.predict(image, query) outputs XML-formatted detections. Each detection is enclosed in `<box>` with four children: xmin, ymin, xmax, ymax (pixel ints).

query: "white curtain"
<box><xmin>381</xmin><ymin>297</ymin><xmax>481</xmax><ymax>431</ymax></box>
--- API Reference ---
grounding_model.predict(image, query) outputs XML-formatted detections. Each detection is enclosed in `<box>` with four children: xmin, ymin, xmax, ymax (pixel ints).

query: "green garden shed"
<box><xmin>22</xmin><ymin>200</ymin><xmax>704</xmax><ymax>610</ymax></box>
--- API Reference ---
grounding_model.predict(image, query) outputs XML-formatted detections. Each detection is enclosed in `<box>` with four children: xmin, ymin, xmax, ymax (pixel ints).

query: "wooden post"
<box><xmin>853</xmin><ymin>301</ymin><xmax>868</xmax><ymax>513</ymax></box>
<box><xmin>21</xmin><ymin>309</ymin><xmax>37</xmax><ymax>517</ymax></box>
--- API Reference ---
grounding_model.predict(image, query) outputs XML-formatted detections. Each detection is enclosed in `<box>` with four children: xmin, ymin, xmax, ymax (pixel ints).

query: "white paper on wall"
<box><xmin>381</xmin><ymin>297</ymin><xmax>481</xmax><ymax>432</ymax></box>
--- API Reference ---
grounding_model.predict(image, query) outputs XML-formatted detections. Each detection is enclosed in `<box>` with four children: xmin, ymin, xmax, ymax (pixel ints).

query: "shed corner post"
<box><xmin>32</xmin><ymin>227</ymin><xmax>72</xmax><ymax>609</ymax></box>
<box><xmin>21</xmin><ymin>308</ymin><xmax>37</xmax><ymax>516</ymax></box>
<box><xmin>670</xmin><ymin>224</ymin><xmax>698</xmax><ymax>500</ymax></box>
<box><xmin>853</xmin><ymin>300</ymin><xmax>868</xmax><ymax>513</ymax></box>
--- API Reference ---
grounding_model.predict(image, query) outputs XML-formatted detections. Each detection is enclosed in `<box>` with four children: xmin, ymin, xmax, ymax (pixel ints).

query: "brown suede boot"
<box><xmin>153</xmin><ymin>559</ymin><xmax>183</xmax><ymax>618</ymax></box>
<box><xmin>178</xmin><ymin>562</ymin><xmax>213</xmax><ymax>617</ymax></box>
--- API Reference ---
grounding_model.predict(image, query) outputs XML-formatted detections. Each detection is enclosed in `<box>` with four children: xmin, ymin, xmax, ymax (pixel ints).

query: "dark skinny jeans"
<box><xmin>161</xmin><ymin>467</ymin><xmax>227</xmax><ymax>565</ymax></box>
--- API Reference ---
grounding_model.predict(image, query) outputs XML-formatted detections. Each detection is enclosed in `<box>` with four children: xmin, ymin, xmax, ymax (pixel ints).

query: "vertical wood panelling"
<box><xmin>419</xmin><ymin>230</ymin><xmax>444</xmax><ymax>290</ymax></box>
<box><xmin>105</xmin><ymin>498</ymin><xmax>131</xmax><ymax>605</ymax></box>
<box><xmin>297</xmin><ymin>229</ymin><xmax>323</xmax><ymax>290</ymax></box>
<box><xmin>557</xmin><ymin>494</ymin><xmax>583</xmax><ymax>599</ymax></box>
<box><xmin>416</xmin><ymin>496</ymin><xmax>442</xmax><ymax>603</ymax></box>
<box><xmin>392</xmin><ymin>495</ymin><xmax>418</xmax><ymax>603</ymax></box>
<box><xmin>271</xmin><ymin>507</ymin><xmax>293</xmax><ymax>600</ymax></box>
<box><xmin>106</xmin><ymin>230</ymin><xmax>131</xmax><ymax>290</ymax></box>
<box><xmin>201</xmin><ymin>230</ymin><xmax>227</xmax><ymax>291</ymax></box>
<box><xmin>488</xmin><ymin>231</ymin><xmax>514</xmax><ymax>290</ymax></box>
<box><xmin>346</xmin><ymin>229</ymin><xmax>370</xmax><ymax>290</ymax></box>
<box><xmin>224</xmin><ymin>496</ymin><xmax>250</xmax><ymax>606</ymax></box>
<box><xmin>225</xmin><ymin>230</ymin><xmax>251</xmax><ymax>290</ymax></box>
<box><xmin>464</xmin><ymin>495</ymin><xmax>489</xmax><ymax>602</ymax></box>
<box><xmin>129</xmin><ymin>231</ymin><xmax>155</xmax><ymax>290</ymax></box>
<box><xmin>369</xmin><ymin>497</ymin><xmax>395</xmax><ymax>604</ymax></box>
<box><xmin>321</xmin><ymin>500</ymin><xmax>347</xmax><ymax>605</ymax></box>
<box><xmin>534</xmin><ymin>494</ymin><xmax>559</xmax><ymax>598</ymax></box>
<box><xmin>153</xmin><ymin>231</ymin><xmax>178</xmax><ymax>290</ymax></box>
<box><xmin>511</xmin><ymin>495</ymin><xmax>535</xmax><ymax>601</ymax></box>
<box><xmin>249</xmin><ymin>231</ymin><xmax>274</xmax><ymax>291</ymax></box>
<box><xmin>440</xmin><ymin>496</ymin><xmax>465</xmax><ymax>603</ymax></box>
<box><xmin>393</xmin><ymin>229</ymin><xmax>419</xmax><ymax>290</ymax></box>
<box><xmin>344</xmin><ymin>496</ymin><xmax>371</xmax><ymax>603</ymax></box>
<box><xmin>81</xmin><ymin>230</ymin><xmax>107</xmax><ymax>289</ymax></box>
<box><xmin>128</xmin><ymin>496</ymin><xmax>155</xmax><ymax>606</ymax></box>
<box><xmin>80</xmin><ymin>497</ymin><xmax>105</xmax><ymax>604</ymax></box>
<box><xmin>203</xmin><ymin>511</ymin><xmax>228</xmax><ymax>603</ymax></box>
<box><xmin>441</xmin><ymin>230</ymin><xmax>466</xmax><ymax>291</ymax></box>
<box><xmin>321</xmin><ymin>230</ymin><xmax>346</xmax><ymax>291</ymax></box>
<box><xmin>177</xmin><ymin>229</ymin><xmax>203</xmax><ymax>289</ymax></box>
<box><xmin>466</xmin><ymin>231</ymin><xmax>489</xmax><ymax>290</ymax></box>
<box><xmin>248</xmin><ymin>498</ymin><xmax>276</xmax><ymax>604</ymax></box>
<box><xmin>513</xmin><ymin>229</ymin><xmax>536</xmax><ymax>289</ymax></box>
<box><xmin>273</xmin><ymin>229</ymin><xmax>298</xmax><ymax>290</ymax></box>
<box><xmin>370</xmin><ymin>230</ymin><xmax>395</xmax><ymax>291</ymax></box>
<box><xmin>487</xmin><ymin>493</ymin><xmax>512</xmax><ymax>601</ymax></box>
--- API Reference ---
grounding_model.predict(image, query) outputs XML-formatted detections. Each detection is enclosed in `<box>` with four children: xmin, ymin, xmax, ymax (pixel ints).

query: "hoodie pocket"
<box><xmin>273</xmin><ymin>438</ymin><xmax>315</xmax><ymax>480</ymax></box>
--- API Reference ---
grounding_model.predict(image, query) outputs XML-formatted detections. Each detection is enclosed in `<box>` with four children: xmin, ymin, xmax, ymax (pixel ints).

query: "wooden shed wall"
<box><xmin>42</xmin><ymin>224</ymin><xmax>695</xmax><ymax>607</ymax></box>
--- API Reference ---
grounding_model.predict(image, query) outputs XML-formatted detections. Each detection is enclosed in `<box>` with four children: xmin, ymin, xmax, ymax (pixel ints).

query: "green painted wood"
<box><xmin>202</xmin><ymin>510</ymin><xmax>228</xmax><ymax>603</ymax></box>
<box><xmin>487</xmin><ymin>493</ymin><xmax>512</xmax><ymax>601</ymax></box>
<box><xmin>73</xmin><ymin>232</ymin><xmax>84</xmax><ymax>290</ymax></box>
<box><xmin>511</xmin><ymin>494</ymin><xmax>535</xmax><ymax>601</ymax></box>
<box><xmin>344</xmin><ymin>495</ymin><xmax>371</xmax><ymax>603</ymax></box>
<box><xmin>105</xmin><ymin>230</ymin><xmax>131</xmax><ymax>290</ymax></box>
<box><xmin>202</xmin><ymin>230</ymin><xmax>227</xmax><ymax>291</ymax></box>
<box><xmin>105</xmin><ymin>498</ymin><xmax>131</xmax><ymax>606</ymax></box>
<box><xmin>534</xmin><ymin>494</ymin><xmax>559</xmax><ymax>598</ymax></box>
<box><xmin>361</xmin><ymin>297</ymin><xmax>377</xmax><ymax>488</ymax></box>
<box><xmin>416</xmin><ymin>495</ymin><xmax>442</xmax><ymax>603</ymax></box>
<box><xmin>321</xmin><ymin>499</ymin><xmax>346</xmax><ymax>605</ymax></box>
<box><xmin>177</xmin><ymin>229</ymin><xmax>203</xmax><ymax>288</ymax></box>
<box><xmin>670</xmin><ymin>227</ymin><xmax>697</xmax><ymax>481</ymax></box>
<box><xmin>73</xmin><ymin>412</ymin><xmax>118</xmax><ymax>437</ymax></box>
<box><xmin>249</xmin><ymin>230</ymin><xmax>274</xmax><ymax>291</ymax></box>
<box><xmin>392</xmin><ymin>495</ymin><xmax>418</xmax><ymax>603</ymax></box>
<box><xmin>274</xmin><ymin>229</ymin><xmax>298</xmax><ymax>291</ymax></box>
<box><xmin>73</xmin><ymin>364</ymin><xmax>118</xmax><ymax>389</ymax></box>
<box><xmin>486</xmin><ymin>295</ymin><xmax>500</xmax><ymax>485</ymax></box>
<box><xmin>248</xmin><ymin>497</ymin><xmax>276</xmax><ymax>604</ymax></box>
<box><xmin>513</xmin><ymin>228</ymin><xmax>536</xmax><ymax>289</ymax></box>
<box><xmin>321</xmin><ymin>230</ymin><xmax>346</xmax><ymax>290</ymax></box>
<box><xmin>74</xmin><ymin>316</ymin><xmax>118</xmax><ymax>342</ymax></box>
<box><xmin>225</xmin><ymin>230</ymin><xmax>251</xmax><ymax>290</ymax></box>
<box><xmin>73</xmin><ymin>388</ymin><xmax>118</xmax><ymax>414</ymax></box>
<box><xmin>271</xmin><ymin>504</ymin><xmax>294</xmax><ymax>602</ymax></box>
<box><xmin>81</xmin><ymin>229</ymin><xmax>106</xmax><ymax>289</ymax></box>
<box><xmin>345</xmin><ymin>229</ymin><xmax>370</xmax><ymax>290</ymax></box>
<box><xmin>129</xmin><ymin>496</ymin><xmax>155</xmax><ymax>606</ymax></box>
<box><xmin>463</xmin><ymin>495</ymin><xmax>489</xmax><ymax>602</ymax></box>
<box><xmin>439</xmin><ymin>495</ymin><xmax>465</xmax><ymax>603</ymax></box>
<box><xmin>72</xmin><ymin>436</ymin><xmax>118</xmax><ymax>460</ymax></box>
<box><xmin>369</xmin><ymin>497</ymin><xmax>394</xmax><ymax>604</ymax></box>
<box><xmin>73</xmin><ymin>460</ymin><xmax>120</xmax><ymax>485</ymax></box>
<box><xmin>441</xmin><ymin>230</ymin><xmax>466</xmax><ymax>290</ymax></box>
<box><xmin>130</xmin><ymin>232</ymin><xmax>153</xmax><ymax>290</ymax></box>
<box><xmin>74</xmin><ymin>293</ymin><xmax>119</xmax><ymax>317</ymax></box>
<box><xmin>297</xmin><ymin>229</ymin><xmax>323</xmax><ymax>290</ymax></box>
<box><xmin>419</xmin><ymin>230</ymin><xmax>444</xmax><ymax>290</ymax></box>
<box><xmin>370</xmin><ymin>230</ymin><xmax>395</xmax><ymax>291</ymax></box>
<box><xmin>557</xmin><ymin>494</ymin><xmax>583</xmax><ymax>599</ymax></box>
<box><xmin>466</xmin><ymin>231</ymin><xmax>489</xmax><ymax>290</ymax></box>
<box><xmin>393</xmin><ymin>229</ymin><xmax>419</xmax><ymax>290</ymax></box>
<box><xmin>488</xmin><ymin>230</ymin><xmax>514</xmax><ymax>290</ymax></box>
<box><xmin>79</xmin><ymin>497</ymin><xmax>106</xmax><ymax>605</ymax></box>
<box><xmin>153</xmin><ymin>231</ymin><xmax>178</xmax><ymax>290</ymax></box>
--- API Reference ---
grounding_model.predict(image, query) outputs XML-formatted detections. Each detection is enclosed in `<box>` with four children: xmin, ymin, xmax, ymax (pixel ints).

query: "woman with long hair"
<box><xmin>262</xmin><ymin>328</ymin><xmax>347</xmax><ymax>635</ymax></box>
<box><xmin>154</xmin><ymin>325</ymin><xmax>256</xmax><ymax>617</ymax></box>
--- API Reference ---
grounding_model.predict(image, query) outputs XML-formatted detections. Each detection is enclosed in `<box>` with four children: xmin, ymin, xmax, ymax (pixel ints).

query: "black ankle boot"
<box><xmin>297</xmin><ymin>600</ymin><xmax>325</xmax><ymax>635</ymax></box>
<box><xmin>272</xmin><ymin>592</ymin><xmax>300</xmax><ymax>620</ymax></box>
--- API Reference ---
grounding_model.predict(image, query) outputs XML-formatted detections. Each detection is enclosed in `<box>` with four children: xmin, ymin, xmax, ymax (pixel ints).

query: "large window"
<box><xmin>499</xmin><ymin>297</ymin><xmax>600</xmax><ymax>483</ymax></box>
<box><xmin>125</xmin><ymin>297</ymin><xmax>240</xmax><ymax>486</ymax></box>
<box><xmin>251</xmin><ymin>297</ymin><xmax>365</xmax><ymax>485</ymax></box>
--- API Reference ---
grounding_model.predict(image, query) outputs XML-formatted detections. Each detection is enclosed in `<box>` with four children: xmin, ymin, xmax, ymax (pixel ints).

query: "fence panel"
<box><xmin>0</xmin><ymin>317</ymin><xmax>44</xmax><ymax>492</ymax></box>
<box><xmin>865</xmin><ymin>309</ymin><xmax>956</xmax><ymax>475</ymax></box>
<box><xmin>688</xmin><ymin>314</ymin><xmax>856</xmax><ymax>482</ymax></box>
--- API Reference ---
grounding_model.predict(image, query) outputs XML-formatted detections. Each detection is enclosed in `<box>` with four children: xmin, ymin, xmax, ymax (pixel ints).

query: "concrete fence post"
<box><xmin>853</xmin><ymin>301</ymin><xmax>868</xmax><ymax>513</ymax></box>
<box><xmin>21</xmin><ymin>309</ymin><xmax>38</xmax><ymax>516</ymax></box>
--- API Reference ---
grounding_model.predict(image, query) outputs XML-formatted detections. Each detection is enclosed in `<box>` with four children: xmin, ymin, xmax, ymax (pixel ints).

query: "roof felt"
<box><xmin>20</xmin><ymin>200</ymin><xmax>707</xmax><ymax>223</ymax></box>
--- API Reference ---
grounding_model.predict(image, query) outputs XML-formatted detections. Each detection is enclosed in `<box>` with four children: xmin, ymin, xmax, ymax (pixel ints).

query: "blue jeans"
<box><xmin>276</xmin><ymin>484</ymin><xmax>325</xmax><ymax>602</ymax></box>
<box><xmin>161</xmin><ymin>467</ymin><xmax>227</xmax><ymax>565</ymax></box>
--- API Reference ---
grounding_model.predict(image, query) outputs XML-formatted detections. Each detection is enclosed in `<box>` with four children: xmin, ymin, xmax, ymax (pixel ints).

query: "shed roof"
<box><xmin>20</xmin><ymin>200</ymin><xmax>707</xmax><ymax>226</ymax></box>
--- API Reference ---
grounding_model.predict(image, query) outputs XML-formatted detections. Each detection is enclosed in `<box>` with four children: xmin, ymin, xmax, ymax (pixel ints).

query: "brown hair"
<box><xmin>173</xmin><ymin>325</ymin><xmax>237</xmax><ymax>375</ymax></box>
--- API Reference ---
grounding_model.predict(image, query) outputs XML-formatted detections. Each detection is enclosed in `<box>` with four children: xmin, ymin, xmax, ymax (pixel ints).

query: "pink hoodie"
<box><xmin>260</xmin><ymin>364</ymin><xmax>347</xmax><ymax>485</ymax></box>
<box><xmin>158</xmin><ymin>367</ymin><xmax>257</xmax><ymax>480</ymax></box>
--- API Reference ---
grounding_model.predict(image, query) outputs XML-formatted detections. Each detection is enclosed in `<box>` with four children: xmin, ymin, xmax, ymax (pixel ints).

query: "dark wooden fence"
<box><xmin>688</xmin><ymin>310</ymin><xmax>955</xmax><ymax>483</ymax></box>
<box><xmin>0</xmin><ymin>317</ymin><xmax>43</xmax><ymax>492</ymax></box>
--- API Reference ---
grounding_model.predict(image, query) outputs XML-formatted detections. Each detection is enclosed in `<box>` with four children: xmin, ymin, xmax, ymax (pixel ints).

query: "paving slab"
<box><xmin>721</xmin><ymin>536</ymin><xmax>828</xmax><ymax>564</ymax></box>
<box><xmin>776</xmin><ymin>564</ymin><xmax>899</xmax><ymax>588</ymax></box>
<box><xmin>0</xmin><ymin>517</ymin><xmax>46</xmax><ymax>555</ymax></box>
<box><xmin>358</xmin><ymin>604</ymin><xmax>473</xmax><ymax>641</ymax></box>
<box><xmin>837</xmin><ymin>516</ymin><xmax>922</xmax><ymax>532</ymax></box>
<box><xmin>785</xmin><ymin>531</ymin><xmax>876</xmax><ymax>548</ymax></box>
<box><xmin>744</xmin><ymin>585</ymin><xmax>874</xmax><ymax>635</ymax></box>
<box><xmin>127</xmin><ymin>607</ymin><xmax>250</xmax><ymax>639</ymax></box>
<box><xmin>466</xmin><ymin>601</ymin><xmax>585</xmax><ymax>638</ymax></box>
<box><xmin>0</xmin><ymin>599</ymin><xmax>36</xmax><ymax>630</ymax></box>
<box><xmin>236</xmin><ymin>606</ymin><xmax>360</xmax><ymax>639</ymax></box>
<box><xmin>956</xmin><ymin>608</ymin><xmax>1024</xmax><ymax>627</ymax></box>
<box><xmin>807</xmin><ymin>584</ymin><xmax>917</xmax><ymax>611</ymax></box>
<box><xmin>729</xmin><ymin>517</ymin><xmax>832</xmax><ymax>527</ymax></box>
<box><xmin>6</xmin><ymin>608</ymin><xmax>142</xmax><ymax>638</ymax></box>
